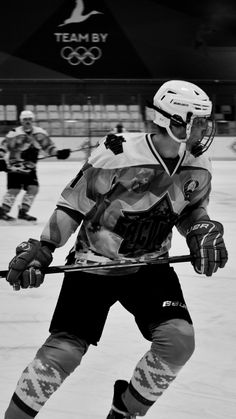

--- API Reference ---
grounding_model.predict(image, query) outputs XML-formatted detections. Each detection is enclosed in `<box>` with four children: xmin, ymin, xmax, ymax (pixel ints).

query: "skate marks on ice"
<box><xmin>0</xmin><ymin>161</ymin><xmax>235</xmax><ymax>419</ymax></box>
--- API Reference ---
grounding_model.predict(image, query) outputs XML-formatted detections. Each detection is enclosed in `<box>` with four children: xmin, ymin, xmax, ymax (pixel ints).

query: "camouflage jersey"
<box><xmin>0</xmin><ymin>125</ymin><xmax>57</xmax><ymax>168</ymax></box>
<box><xmin>55</xmin><ymin>132</ymin><xmax>212</xmax><ymax>273</ymax></box>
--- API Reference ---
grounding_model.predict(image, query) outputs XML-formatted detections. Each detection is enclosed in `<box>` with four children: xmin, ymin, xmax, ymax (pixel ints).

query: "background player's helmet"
<box><xmin>150</xmin><ymin>80</ymin><xmax>215</xmax><ymax>156</ymax></box>
<box><xmin>20</xmin><ymin>110</ymin><xmax>35</xmax><ymax>121</ymax></box>
<box><xmin>116</xmin><ymin>123</ymin><xmax>124</xmax><ymax>133</ymax></box>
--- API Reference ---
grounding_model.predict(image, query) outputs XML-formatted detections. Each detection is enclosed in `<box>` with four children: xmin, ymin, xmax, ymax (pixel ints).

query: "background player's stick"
<box><xmin>38</xmin><ymin>144</ymin><xmax>97</xmax><ymax>160</ymax></box>
<box><xmin>0</xmin><ymin>254</ymin><xmax>192</xmax><ymax>278</ymax></box>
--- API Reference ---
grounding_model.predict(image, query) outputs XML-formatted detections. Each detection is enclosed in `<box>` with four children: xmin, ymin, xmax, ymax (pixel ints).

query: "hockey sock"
<box><xmin>4</xmin><ymin>333</ymin><xmax>89</xmax><ymax>418</ymax></box>
<box><xmin>123</xmin><ymin>350</ymin><xmax>178</xmax><ymax>416</ymax></box>
<box><xmin>20</xmin><ymin>193</ymin><xmax>37</xmax><ymax>212</ymax></box>
<box><xmin>2</xmin><ymin>191</ymin><xmax>18</xmax><ymax>212</ymax></box>
<box><xmin>4</xmin><ymin>399</ymin><xmax>33</xmax><ymax>419</ymax></box>
<box><xmin>123</xmin><ymin>319</ymin><xmax>195</xmax><ymax>416</ymax></box>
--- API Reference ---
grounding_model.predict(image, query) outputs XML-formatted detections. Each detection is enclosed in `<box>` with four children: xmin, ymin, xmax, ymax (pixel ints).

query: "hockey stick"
<box><xmin>0</xmin><ymin>255</ymin><xmax>192</xmax><ymax>278</ymax></box>
<box><xmin>4</xmin><ymin>144</ymin><xmax>98</xmax><ymax>174</ymax></box>
<box><xmin>38</xmin><ymin>144</ymin><xmax>97</xmax><ymax>160</ymax></box>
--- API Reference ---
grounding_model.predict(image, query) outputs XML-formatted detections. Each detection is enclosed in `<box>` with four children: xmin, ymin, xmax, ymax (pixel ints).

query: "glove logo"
<box><xmin>186</xmin><ymin>222</ymin><xmax>211</xmax><ymax>234</ymax></box>
<box><xmin>183</xmin><ymin>179</ymin><xmax>199</xmax><ymax>201</ymax></box>
<box><xmin>19</xmin><ymin>242</ymin><xmax>31</xmax><ymax>251</ymax></box>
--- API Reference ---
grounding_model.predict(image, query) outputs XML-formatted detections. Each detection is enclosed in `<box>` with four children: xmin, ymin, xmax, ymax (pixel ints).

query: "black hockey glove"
<box><xmin>7</xmin><ymin>238</ymin><xmax>53</xmax><ymax>290</ymax></box>
<box><xmin>0</xmin><ymin>159</ymin><xmax>8</xmax><ymax>172</ymax></box>
<box><xmin>56</xmin><ymin>148</ymin><xmax>71</xmax><ymax>159</ymax></box>
<box><xmin>186</xmin><ymin>220</ymin><xmax>228</xmax><ymax>276</ymax></box>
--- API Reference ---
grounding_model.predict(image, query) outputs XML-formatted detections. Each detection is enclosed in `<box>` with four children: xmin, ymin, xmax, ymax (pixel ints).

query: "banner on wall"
<box><xmin>0</xmin><ymin>0</ymin><xmax>150</xmax><ymax>79</ymax></box>
<box><xmin>1</xmin><ymin>0</ymin><xmax>236</xmax><ymax>79</ymax></box>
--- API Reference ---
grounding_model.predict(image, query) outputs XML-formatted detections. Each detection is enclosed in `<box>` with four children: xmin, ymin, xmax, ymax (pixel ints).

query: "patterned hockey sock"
<box><xmin>20</xmin><ymin>193</ymin><xmax>36</xmax><ymax>212</ymax></box>
<box><xmin>123</xmin><ymin>350</ymin><xmax>180</xmax><ymax>416</ymax></box>
<box><xmin>2</xmin><ymin>191</ymin><xmax>17</xmax><ymax>212</ymax></box>
<box><xmin>4</xmin><ymin>333</ymin><xmax>88</xmax><ymax>419</ymax></box>
<box><xmin>5</xmin><ymin>357</ymin><xmax>66</xmax><ymax>418</ymax></box>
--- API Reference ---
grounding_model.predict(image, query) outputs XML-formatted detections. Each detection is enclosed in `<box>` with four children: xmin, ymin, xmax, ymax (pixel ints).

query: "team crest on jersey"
<box><xmin>121</xmin><ymin>168</ymin><xmax>156</xmax><ymax>193</ymax></box>
<box><xmin>114</xmin><ymin>193</ymin><xmax>178</xmax><ymax>256</ymax></box>
<box><xmin>183</xmin><ymin>179</ymin><xmax>199</xmax><ymax>201</ymax></box>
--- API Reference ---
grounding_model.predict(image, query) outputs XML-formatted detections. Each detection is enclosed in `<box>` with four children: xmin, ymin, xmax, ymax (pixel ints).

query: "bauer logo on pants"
<box><xmin>162</xmin><ymin>301</ymin><xmax>187</xmax><ymax>310</ymax></box>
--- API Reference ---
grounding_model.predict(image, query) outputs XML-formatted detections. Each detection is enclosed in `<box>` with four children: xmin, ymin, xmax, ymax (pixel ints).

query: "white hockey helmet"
<box><xmin>149</xmin><ymin>80</ymin><xmax>215</xmax><ymax>156</ymax></box>
<box><xmin>20</xmin><ymin>110</ymin><xmax>35</xmax><ymax>121</ymax></box>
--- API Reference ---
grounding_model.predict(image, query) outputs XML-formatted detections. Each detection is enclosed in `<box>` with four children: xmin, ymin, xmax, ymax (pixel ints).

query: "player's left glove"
<box><xmin>186</xmin><ymin>220</ymin><xmax>228</xmax><ymax>276</ymax></box>
<box><xmin>6</xmin><ymin>238</ymin><xmax>53</xmax><ymax>290</ymax></box>
<box><xmin>56</xmin><ymin>148</ymin><xmax>70</xmax><ymax>159</ymax></box>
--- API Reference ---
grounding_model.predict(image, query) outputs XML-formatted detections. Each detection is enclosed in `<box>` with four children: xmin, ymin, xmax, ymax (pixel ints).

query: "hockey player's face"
<box><xmin>189</xmin><ymin>117</ymin><xmax>208</xmax><ymax>141</ymax></box>
<box><xmin>22</xmin><ymin>118</ymin><xmax>33</xmax><ymax>132</ymax></box>
<box><xmin>187</xmin><ymin>117</ymin><xmax>214</xmax><ymax>155</ymax></box>
<box><xmin>170</xmin><ymin>124</ymin><xmax>186</xmax><ymax>140</ymax></box>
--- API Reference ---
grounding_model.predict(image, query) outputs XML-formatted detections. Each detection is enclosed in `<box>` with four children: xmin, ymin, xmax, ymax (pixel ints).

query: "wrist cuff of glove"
<box><xmin>40</xmin><ymin>240</ymin><xmax>56</xmax><ymax>253</ymax></box>
<box><xmin>187</xmin><ymin>220</ymin><xmax>224</xmax><ymax>236</ymax></box>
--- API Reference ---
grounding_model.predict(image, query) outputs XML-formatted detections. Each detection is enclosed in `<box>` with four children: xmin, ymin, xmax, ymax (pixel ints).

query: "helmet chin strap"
<box><xmin>166</xmin><ymin>125</ymin><xmax>185</xmax><ymax>143</ymax></box>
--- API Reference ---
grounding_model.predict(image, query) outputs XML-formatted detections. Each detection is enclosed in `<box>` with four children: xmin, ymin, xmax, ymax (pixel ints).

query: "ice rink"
<box><xmin>0</xmin><ymin>159</ymin><xmax>235</xmax><ymax>419</ymax></box>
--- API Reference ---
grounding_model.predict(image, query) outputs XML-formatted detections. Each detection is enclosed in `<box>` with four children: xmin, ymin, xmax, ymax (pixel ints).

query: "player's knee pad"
<box><xmin>26</xmin><ymin>185</ymin><xmax>39</xmax><ymax>196</ymax></box>
<box><xmin>37</xmin><ymin>332</ymin><xmax>89</xmax><ymax>375</ymax></box>
<box><xmin>151</xmin><ymin>318</ymin><xmax>195</xmax><ymax>368</ymax></box>
<box><xmin>7</xmin><ymin>189</ymin><xmax>20</xmax><ymax>196</ymax></box>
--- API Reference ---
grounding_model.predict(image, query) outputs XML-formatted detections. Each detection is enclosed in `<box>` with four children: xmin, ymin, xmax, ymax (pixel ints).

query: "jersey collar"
<box><xmin>145</xmin><ymin>133</ymin><xmax>186</xmax><ymax>176</ymax></box>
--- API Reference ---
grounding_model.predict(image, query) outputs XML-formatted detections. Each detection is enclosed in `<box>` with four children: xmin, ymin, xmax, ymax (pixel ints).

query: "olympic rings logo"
<box><xmin>61</xmin><ymin>46</ymin><xmax>102</xmax><ymax>65</ymax></box>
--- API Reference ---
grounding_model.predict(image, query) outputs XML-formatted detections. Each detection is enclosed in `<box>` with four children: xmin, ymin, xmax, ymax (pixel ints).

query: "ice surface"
<box><xmin>0</xmin><ymin>160</ymin><xmax>235</xmax><ymax>419</ymax></box>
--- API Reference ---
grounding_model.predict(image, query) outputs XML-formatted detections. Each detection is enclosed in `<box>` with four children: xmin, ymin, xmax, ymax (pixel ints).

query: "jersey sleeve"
<box><xmin>40</xmin><ymin>207</ymin><xmax>80</xmax><ymax>248</ymax></box>
<box><xmin>1</xmin><ymin>130</ymin><xmax>17</xmax><ymax>152</ymax></box>
<box><xmin>0</xmin><ymin>136</ymin><xmax>7</xmax><ymax>156</ymax></box>
<box><xmin>176</xmin><ymin>168</ymin><xmax>211</xmax><ymax>236</ymax></box>
<box><xmin>41</xmin><ymin>149</ymin><xmax>118</xmax><ymax>248</ymax></box>
<box><xmin>57</xmin><ymin>156</ymin><xmax>118</xmax><ymax>218</ymax></box>
<box><xmin>34</xmin><ymin>127</ymin><xmax>57</xmax><ymax>156</ymax></box>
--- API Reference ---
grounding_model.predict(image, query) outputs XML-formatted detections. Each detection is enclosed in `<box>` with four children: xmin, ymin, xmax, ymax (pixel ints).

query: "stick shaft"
<box><xmin>38</xmin><ymin>145</ymin><xmax>97</xmax><ymax>160</ymax></box>
<box><xmin>0</xmin><ymin>255</ymin><xmax>192</xmax><ymax>278</ymax></box>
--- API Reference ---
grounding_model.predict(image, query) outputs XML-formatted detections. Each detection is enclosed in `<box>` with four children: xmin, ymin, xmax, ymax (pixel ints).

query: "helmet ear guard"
<box><xmin>146</xmin><ymin>100</ymin><xmax>189</xmax><ymax>128</ymax></box>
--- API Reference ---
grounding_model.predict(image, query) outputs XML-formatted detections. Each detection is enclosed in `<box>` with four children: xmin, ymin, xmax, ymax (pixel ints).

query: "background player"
<box><xmin>111</xmin><ymin>122</ymin><xmax>127</xmax><ymax>133</ymax></box>
<box><xmin>0</xmin><ymin>110</ymin><xmax>70</xmax><ymax>222</ymax></box>
<box><xmin>4</xmin><ymin>81</ymin><xmax>227</xmax><ymax>419</ymax></box>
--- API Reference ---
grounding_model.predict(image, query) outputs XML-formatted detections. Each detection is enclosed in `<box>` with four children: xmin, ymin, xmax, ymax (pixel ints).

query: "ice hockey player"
<box><xmin>0</xmin><ymin>110</ymin><xmax>70</xmax><ymax>222</ymax></box>
<box><xmin>4</xmin><ymin>81</ymin><xmax>228</xmax><ymax>419</ymax></box>
<box><xmin>111</xmin><ymin>122</ymin><xmax>127</xmax><ymax>133</ymax></box>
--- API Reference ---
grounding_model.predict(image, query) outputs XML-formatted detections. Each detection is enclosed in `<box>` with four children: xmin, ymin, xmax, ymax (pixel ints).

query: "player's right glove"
<box><xmin>56</xmin><ymin>148</ymin><xmax>71</xmax><ymax>159</ymax></box>
<box><xmin>6</xmin><ymin>238</ymin><xmax>53</xmax><ymax>290</ymax></box>
<box><xmin>186</xmin><ymin>220</ymin><xmax>228</xmax><ymax>276</ymax></box>
<box><xmin>0</xmin><ymin>158</ymin><xmax>8</xmax><ymax>172</ymax></box>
